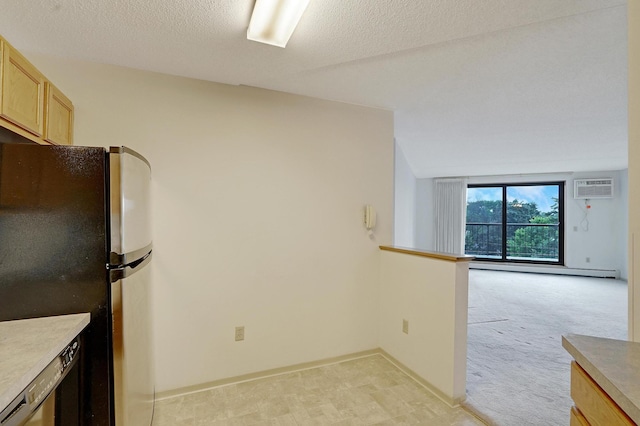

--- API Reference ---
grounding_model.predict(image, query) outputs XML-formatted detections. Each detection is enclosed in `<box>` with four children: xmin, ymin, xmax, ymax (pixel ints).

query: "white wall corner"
<box><xmin>629</xmin><ymin>0</ymin><xmax>640</xmax><ymax>341</ymax></box>
<box><xmin>394</xmin><ymin>141</ymin><xmax>417</xmax><ymax>247</ymax></box>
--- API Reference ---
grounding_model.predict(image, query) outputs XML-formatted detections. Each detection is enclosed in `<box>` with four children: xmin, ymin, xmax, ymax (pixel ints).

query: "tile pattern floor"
<box><xmin>152</xmin><ymin>355</ymin><xmax>484</xmax><ymax>425</ymax></box>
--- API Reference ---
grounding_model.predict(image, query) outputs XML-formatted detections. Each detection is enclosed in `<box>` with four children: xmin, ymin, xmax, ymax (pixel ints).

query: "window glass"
<box><xmin>466</xmin><ymin>187</ymin><xmax>503</xmax><ymax>259</ymax></box>
<box><xmin>465</xmin><ymin>183</ymin><xmax>563</xmax><ymax>264</ymax></box>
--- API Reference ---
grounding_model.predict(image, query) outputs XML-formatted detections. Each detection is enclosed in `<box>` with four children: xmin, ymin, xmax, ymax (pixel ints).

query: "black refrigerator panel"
<box><xmin>0</xmin><ymin>143</ymin><xmax>112</xmax><ymax>426</ymax></box>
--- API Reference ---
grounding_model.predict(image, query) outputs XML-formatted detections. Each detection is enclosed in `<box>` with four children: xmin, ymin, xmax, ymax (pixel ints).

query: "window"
<box><xmin>465</xmin><ymin>182</ymin><xmax>564</xmax><ymax>264</ymax></box>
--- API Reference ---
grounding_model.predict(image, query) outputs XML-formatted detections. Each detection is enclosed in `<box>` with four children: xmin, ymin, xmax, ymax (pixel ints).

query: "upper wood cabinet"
<box><xmin>45</xmin><ymin>83</ymin><xmax>74</xmax><ymax>145</ymax></box>
<box><xmin>0</xmin><ymin>39</ymin><xmax>45</xmax><ymax>136</ymax></box>
<box><xmin>0</xmin><ymin>35</ymin><xmax>73</xmax><ymax>145</ymax></box>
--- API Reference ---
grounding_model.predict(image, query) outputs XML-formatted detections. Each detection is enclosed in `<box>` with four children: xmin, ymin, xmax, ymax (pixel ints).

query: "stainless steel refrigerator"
<box><xmin>0</xmin><ymin>142</ymin><xmax>154</xmax><ymax>426</ymax></box>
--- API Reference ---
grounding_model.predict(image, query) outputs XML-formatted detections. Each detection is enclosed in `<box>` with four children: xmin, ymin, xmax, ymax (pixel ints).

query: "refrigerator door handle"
<box><xmin>109</xmin><ymin>243</ymin><xmax>153</xmax><ymax>268</ymax></box>
<box><xmin>109</xmin><ymin>251</ymin><xmax>152</xmax><ymax>283</ymax></box>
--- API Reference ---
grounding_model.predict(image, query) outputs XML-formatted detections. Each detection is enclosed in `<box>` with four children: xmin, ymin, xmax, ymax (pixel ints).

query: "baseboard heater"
<box><xmin>470</xmin><ymin>262</ymin><xmax>619</xmax><ymax>279</ymax></box>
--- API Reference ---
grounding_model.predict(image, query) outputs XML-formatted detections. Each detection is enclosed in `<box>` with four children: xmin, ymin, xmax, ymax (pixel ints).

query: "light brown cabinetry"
<box><xmin>44</xmin><ymin>83</ymin><xmax>73</xmax><ymax>145</ymax></box>
<box><xmin>0</xmin><ymin>39</ymin><xmax>45</xmax><ymax>136</ymax></box>
<box><xmin>570</xmin><ymin>406</ymin><xmax>590</xmax><ymax>426</ymax></box>
<box><xmin>0</xmin><ymin>35</ymin><xmax>73</xmax><ymax>145</ymax></box>
<box><xmin>570</xmin><ymin>362</ymin><xmax>634</xmax><ymax>426</ymax></box>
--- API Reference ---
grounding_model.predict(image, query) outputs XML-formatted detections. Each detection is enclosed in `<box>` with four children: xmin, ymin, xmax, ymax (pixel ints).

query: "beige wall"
<box><xmin>630</xmin><ymin>1</ymin><xmax>640</xmax><ymax>341</ymax></box>
<box><xmin>27</xmin><ymin>55</ymin><xmax>394</xmax><ymax>391</ymax></box>
<box><xmin>379</xmin><ymin>251</ymin><xmax>468</xmax><ymax>405</ymax></box>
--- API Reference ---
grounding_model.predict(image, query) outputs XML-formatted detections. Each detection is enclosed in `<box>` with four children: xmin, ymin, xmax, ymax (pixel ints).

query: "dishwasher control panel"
<box><xmin>0</xmin><ymin>337</ymin><xmax>80</xmax><ymax>426</ymax></box>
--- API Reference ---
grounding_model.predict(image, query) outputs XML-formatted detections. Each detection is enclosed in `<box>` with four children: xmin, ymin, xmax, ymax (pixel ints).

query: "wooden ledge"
<box><xmin>379</xmin><ymin>246</ymin><xmax>474</xmax><ymax>263</ymax></box>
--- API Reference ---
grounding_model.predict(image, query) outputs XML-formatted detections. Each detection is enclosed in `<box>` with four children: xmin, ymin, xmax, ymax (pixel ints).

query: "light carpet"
<box><xmin>463</xmin><ymin>269</ymin><xmax>627</xmax><ymax>426</ymax></box>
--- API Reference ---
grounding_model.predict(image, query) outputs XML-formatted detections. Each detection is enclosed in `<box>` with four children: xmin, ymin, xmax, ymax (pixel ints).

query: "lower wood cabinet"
<box><xmin>571</xmin><ymin>406</ymin><xmax>590</xmax><ymax>426</ymax></box>
<box><xmin>570</xmin><ymin>361</ymin><xmax>634</xmax><ymax>426</ymax></box>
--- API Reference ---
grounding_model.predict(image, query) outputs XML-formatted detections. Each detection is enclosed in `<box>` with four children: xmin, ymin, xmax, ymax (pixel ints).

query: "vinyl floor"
<box><xmin>152</xmin><ymin>354</ymin><xmax>485</xmax><ymax>425</ymax></box>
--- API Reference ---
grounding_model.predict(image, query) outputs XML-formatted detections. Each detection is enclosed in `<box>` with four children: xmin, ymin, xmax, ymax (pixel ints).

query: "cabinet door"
<box><xmin>571</xmin><ymin>362</ymin><xmax>634</xmax><ymax>426</ymax></box>
<box><xmin>45</xmin><ymin>82</ymin><xmax>74</xmax><ymax>145</ymax></box>
<box><xmin>0</xmin><ymin>40</ymin><xmax>45</xmax><ymax>136</ymax></box>
<box><xmin>570</xmin><ymin>406</ymin><xmax>590</xmax><ymax>426</ymax></box>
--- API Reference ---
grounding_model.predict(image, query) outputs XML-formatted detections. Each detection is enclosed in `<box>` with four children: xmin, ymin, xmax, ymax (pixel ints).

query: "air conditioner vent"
<box><xmin>574</xmin><ymin>178</ymin><xmax>614</xmax><ymax>199</ymax></box>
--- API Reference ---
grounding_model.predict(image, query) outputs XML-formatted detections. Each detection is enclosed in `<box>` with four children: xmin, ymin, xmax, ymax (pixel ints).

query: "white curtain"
<box><xmin>433</xmin><ymin>177</ymin><xmax>468</xmax><ymax>254</ymax></box>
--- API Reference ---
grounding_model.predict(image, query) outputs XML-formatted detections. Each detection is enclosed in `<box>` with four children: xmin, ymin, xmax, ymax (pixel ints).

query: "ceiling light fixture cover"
<box><xmin>247</xmin><ymin>0</ymin><xmax>310</xmax><ymax>48</ymax></box>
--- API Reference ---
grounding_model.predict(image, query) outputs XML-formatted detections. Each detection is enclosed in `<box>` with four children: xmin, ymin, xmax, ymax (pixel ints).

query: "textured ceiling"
<box><xmin>0</xmin><ymin>0</ymin><xmax>628</xmax><ymax>178</ymax></box>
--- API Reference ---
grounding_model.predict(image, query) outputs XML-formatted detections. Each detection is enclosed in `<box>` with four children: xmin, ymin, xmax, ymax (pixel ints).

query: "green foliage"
<box><xmin>507</xmin><ymin>224</ymin><xmax>558</xmax><ymax>259</ymax></box>
<box><xmin>466</xmin><ymin>200</ymin><xmax>502</xmax><ymax>223</ymax></box>
<box><xmin>466</xmin><ymin>198</ymin><xmax>559</xmax><ymax>259</ymax></box>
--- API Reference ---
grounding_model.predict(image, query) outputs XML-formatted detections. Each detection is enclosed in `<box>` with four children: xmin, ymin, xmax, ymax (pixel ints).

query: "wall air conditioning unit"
<box><xmin>574</xmin><ymin>178</ymin><xmax>614</xmax><ymax>199</ymax></box>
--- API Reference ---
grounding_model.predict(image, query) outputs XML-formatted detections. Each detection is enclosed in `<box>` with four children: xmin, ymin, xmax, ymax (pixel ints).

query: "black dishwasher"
<box><xmin>0</xmin><ymin>337</ymin><xmax>81</xmax><ymax>426</ymax></box>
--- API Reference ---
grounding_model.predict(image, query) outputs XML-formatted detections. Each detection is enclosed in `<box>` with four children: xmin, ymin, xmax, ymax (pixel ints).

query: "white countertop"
<box><xmin>562</xmin><ymin>334</ymin><xmax>640</xmax><ymax>424</ymax></box>
<box><xmin>0</xmin><ymin>314</ymin><xmax>90</xmax><ymax>411</ymax></box>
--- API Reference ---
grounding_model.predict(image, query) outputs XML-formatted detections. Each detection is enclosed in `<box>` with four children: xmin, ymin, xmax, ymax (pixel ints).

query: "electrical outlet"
<box><xmin>586</xmin><ymin>257</ymin><xmax>590</xmax><ymax>263</ymax></box>
<box><xmin>573</xmin><ymin>226</ymin><xmax>578</xmax><ymax>232</ymax></box>
<box><xmin>402</xmin><ymin>319</ymin><xmax>409</xmax><ymax>334</ymax></box>
<box><xmin>235</xmin><ymin>326</ymin><xmax>245</xmax><ymax>341</ymax></box>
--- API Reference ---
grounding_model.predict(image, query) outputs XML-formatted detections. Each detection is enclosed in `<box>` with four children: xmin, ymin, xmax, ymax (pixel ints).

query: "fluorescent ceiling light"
<box><xmin>247</xmin><ymin>0</ymin><xmax>310</xmax><ymax>48</ymax></box>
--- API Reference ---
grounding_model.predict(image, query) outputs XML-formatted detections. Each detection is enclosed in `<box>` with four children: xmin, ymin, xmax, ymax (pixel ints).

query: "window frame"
<box><xmin>466</xmin><ymin>181</ymin><xmax>565</xmax><ymax>265</ymax></box>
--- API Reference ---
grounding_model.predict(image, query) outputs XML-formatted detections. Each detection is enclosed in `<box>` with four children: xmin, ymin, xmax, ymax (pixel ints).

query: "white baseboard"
<box><xmin>470</xmin><ymin>261</ymin><xmax>619</xmax><ymax>279</ymax></box>
<box><xmin>378</xmin><ymin>349</ymin><xmax>461</xmax><ymax>408</ymax></box>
